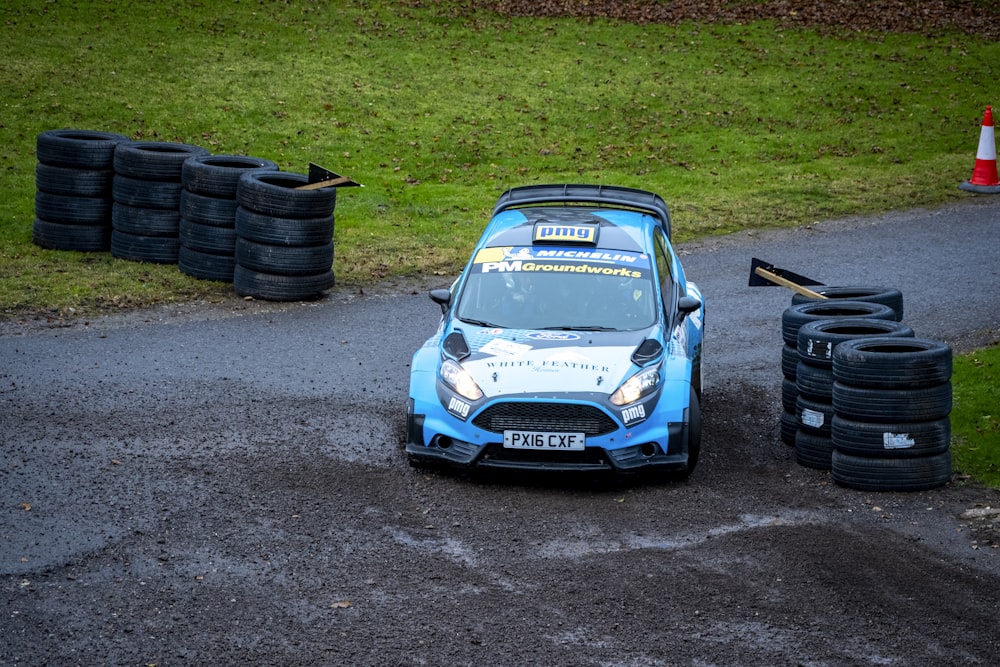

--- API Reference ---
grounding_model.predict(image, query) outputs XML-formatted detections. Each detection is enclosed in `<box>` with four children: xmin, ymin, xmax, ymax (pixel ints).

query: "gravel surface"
<box><xmin>2</xmin><ymin>200</ymin><xmax>999</xmax><ymax>666</ymax></box>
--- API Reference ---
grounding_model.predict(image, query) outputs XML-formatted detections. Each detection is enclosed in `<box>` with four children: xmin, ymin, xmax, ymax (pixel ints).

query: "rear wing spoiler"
<box><xmin>492</xmin><ymin>184</ymin><xmax>672</xmax><ymax>240</ymax></box>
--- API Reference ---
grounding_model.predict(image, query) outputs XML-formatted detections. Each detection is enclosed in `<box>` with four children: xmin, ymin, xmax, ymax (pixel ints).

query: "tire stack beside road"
<box><xmin>234</xmin><ymin>171</ymin><xmax>337</xmax><ymax>301</ymax></box>
<box><xmin>33</xmin><ymin>129</ymin><xmax>131</xmax><ymax>252</ymax></box>
<box><xmin>111</xmin><ymin>141</ymin><xmax>210</xmax><ymax>263</ymax></box>
<box><xmin>831</xmin><ymin>338</ymin><xmax>954</xmax><ymax>491</ymax></box>
<box><xmin>793</xmin><ymin>318</ymin><xmax>914</xmax><ymax>469</ymax></box>
<box><xmin>779</xmin><ymin>300</ymin><xmax>898</xmax><ymax>450</ymax></box>
<box><xmin>179</xmin><ymin>155</ymin><xmax>279</xmax><ymax>282</ymax></box>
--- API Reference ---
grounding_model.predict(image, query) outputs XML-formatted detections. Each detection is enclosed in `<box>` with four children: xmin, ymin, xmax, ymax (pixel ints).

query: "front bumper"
<box><xmin>406</xmin><ymin>410</ymin><xmax>692</xmax><ymax>473</ymax></box>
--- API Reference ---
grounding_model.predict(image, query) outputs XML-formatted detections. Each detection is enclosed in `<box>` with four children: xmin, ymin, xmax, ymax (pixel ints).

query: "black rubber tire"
<box><xmin>832</xmin><ymin>337</ymin><xmax>953</xmax><ymax>390</ymax></box>
<box><xmin>113</xmin><ymin>141</ymin><xmax>209</xmax><ymax>181</ymax></box>
<box><xmin>795</xmin><ymin>361</ymin><xmax>834</xmax><ymax>401</ymax></box>
<box><xmin>34</xmin><ymin>192</ymin><xmax>112</xmax><ymax>225</ymax></box>
<box><xmin>178</xmin><ymin>245</ymin><xmax>236</xmax><ymax>282</ymax></box>
<box><xmin>832</xmin><ymin>381</ymin><xmax>952</xmax><ymax>423</ymax></box>
<box><xmin>781</xmin><ymin>343</ymin><xmax>798</xmax><ymax>380</ymax></box>
<box><xmin>235</xmin><ymin>207</ymin><xmax>334</xmax><ymax>246</ymax></box>
<box><xmin>831</xmin><ymin>450</ymin><xmax>951</xmax><ymax>492</ymax></box>
<box><xmin>781</xmin><ymin>377</ymin><xmax>799</xmax><ymax>413</ymax></box>
<box><xmin>233</xmin><ymin>265</ymin><xmax>335</xmax><ymax>301</ymax></box>
<box><xmin>796</xmin><ymin>318</ymin><xmax>914</xmax><ymax>368</ymax></box>
<box><xmin>688</xmin><ymin>388</ymin><xmax>702</xmax><ymax>471</ymax></box>
<box><xmin>111</xmin><ymin>230</ymin><xmax>179</xmax><ymax>264</ymax></box>
<box><xmin>179</xmin><ymin>190</ymin><xmax>239</xmax><ymax>227</ymax></box>
<box><xmin>112</xmin><ymin>203</ymin><xmax>180</xmax><ymax>237</ymax></box>
<box><xmin>35</xmin><ymin>164</ymin><xmax>114</xmax><ymax>197</ymax></box>
<box><xmin>791</xmin><ymin>286</ymin><xmax>904</xmax><ymax>321</ymax></box>
<box><xmin>831</xmin><ymin>415</ymin><xmax>951</xmax><ymax>459</ymax></box>
<box><xmin>112</xmin><ymin>175</ymin><xmax>184</xmax><ymax>210</ymax></box>
<box><xmin>796</xmin><ymin>394</ymin><xmax>834</xmax><ymax>436</ymax></box>
<box><xmin>179</xmin><ymin>218</ymin><xmax>237</xmax><ymax>255</ymax></box>
<box><xmin>780</xmin><ymin>410</ymin><xmax>797</xmax><ymax>446</ymax></box>
<box><xmin>182</xmin><ymin>154</ymin><xmax>279</xmax><ymax>198</ymax></box>
<box><xmin>795</xmin><ymin>429</ymin><xmax>833</xmax><ymax>470</ymax></box>
<box><xmin>781</xmin><ymin>301</ymin><xmax>896</xmax><ymax>346</ymax></box>
<box><xmin>36</xmin><ymin>129</ymin><xmax>130</xmax><ymax>169</ymax></box>
<box><xmin>32</xmin><ymin>219</ymin><xmax>110</xmax><ymax>252</ymax></box>
<box><xmin>235</xmin><ymin>238</ymin><xmax>334</xmax><ymax>276</ymax></box>
<box><xmin>237</xmin><ymin>171</ymin><xmax>337</xmax><ymax>219</ymax></box>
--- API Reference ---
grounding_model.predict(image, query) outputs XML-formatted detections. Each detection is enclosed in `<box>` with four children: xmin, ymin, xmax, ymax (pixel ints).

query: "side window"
<box><xmin>653</xmin><ymin>230</ymin><xmax>674</xmax><ymax>313</ymax></box>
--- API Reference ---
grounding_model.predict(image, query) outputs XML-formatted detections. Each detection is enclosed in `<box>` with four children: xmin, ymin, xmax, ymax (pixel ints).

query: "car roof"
<box><xmin>492</xmin><ymin>184</ymin><xmax>672</xmax><ymax>239</ymax></box>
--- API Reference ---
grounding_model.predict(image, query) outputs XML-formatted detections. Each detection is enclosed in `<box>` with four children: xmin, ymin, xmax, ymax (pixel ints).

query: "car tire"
<box><xmin>234</xmin><ymin>207</ymin><xmax>335</xmax><ymax>246</ymax></box>
<box><xmin>112</xmin><ymin>203</ymin><xmax>180</xmax><ymax>237</ymax></box>
<box><xmin>110</xmin><ymin>229</ymin><xmax>179</xmax><ymax>264</ymax></box>
<box><xmin>796</xmin><ymin>318</ymin><xmax>914</xmax><ymax>368</ymax></box>
<box><xmin>180</xmin><ymin>190</ymin><xmax>240</xmax><ymax>227</ymax></box>
<box><xmin>182</xmin><ymin>154</ymin><xmax>279</xmax><ymax>198</ymax></box>
<box><xmin>235</xmin><ymin>237</ymin><xmax>334</xmax><ymax>277</ymax></box>
<box><xmin>35</xmin><ymin>164</ymin><xmax>114</xmax><ymax>197</ymax></box>
<box><xmin>179</xmin><ymin>218</ymin><xmax>237</xmax><ymax>255</ymax></box>
<box><xmin>34</xmin><ymin>191</ymin><xmax>112</xmax><ymax>225</ymax></box>
<box><xmin>781</xmin><ymin>301</ymin><xmax>896</xmax><ymax>346</ymax></box>
<box><xmin>178</xmin><ymin>245</ymin><xmax>236</xmax><ymax>282</ymax></box>
<box><xmin>780</xmin><ymin>410</ymin><xmax>798</xmax><ymax>446</ymax></box>
<box><xmin>831</xmin><ymin>415</ymin><xmax>951</xmax><ymax>459</ymax></box>
<box><xmin>795</xmin><ymin>429</ymin><xmax>833</xmax><ymax>470</ymax></box>
<box><xmin>679</xmin><ymin>387</ymin><xmax>701</xmax><ymax>478</ymax></box>
<box><xmin>36</xmin><ymin>129</ymin><xmax>130</xmax><ymax>169</ymax></box>
<box><xmin>32</xmin><ymin>219</ymin><xmax>110</xmax><ymax>252</ymax></box>
<box><xmin>832</xmin><ymin>337</ymin><xmax>953</xmax><ymax>390</ymax></box>
<box><xmin>797</xmin><ymin>394</ymin><xmax>833</xmax><ymax>436</ymax></box>
<box><xmin>832</xmin><ymin>382</ymin><xmax>953</xmax><ymax>423</ymax></box>
<box><xmin>233</xmin><ymin>265</ymin><xmax>335</xmax><ymax>301</ymax></box>
<box><xmin>237</xmin><ymin>171</ymin><xmax>337</xmax><ymax>219</ymax></box>
<box><xmin>113</xmin><ymin>141</ymin><xmax>210</xmax><ymax>181</ymax></box>
<box><xmin>112</xmin><ymin>175</ymin><xmax>184</xmax><ymax>210</ymax></box>
<box><xmin>831</xmin><ymin>450</ymin><xmax>951</xmax><ymax>492</ymax></box>
<box><xmin>795</xmin><ymin>361</ymin><xmax>834</xmax><ymax>402</ymax></box>
<box><xmin>791</xmin><ymin>286</ymin><xmax>904</xmax><ymax>321</ymax></box>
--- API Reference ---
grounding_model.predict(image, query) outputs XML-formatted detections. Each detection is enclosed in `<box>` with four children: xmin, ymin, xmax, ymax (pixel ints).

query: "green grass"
<box><xmin>2</xmin><ymin>1</ymin><xmax>999</xmax><ymax>316</ymax></box>
<box><xmin>1</xmin><ymin>2</ymin><xmax>998</xmax><ymax>485</ymax></box>
<box><xmin>952</xmin><ymin>343</ymin><xmax>1000</xmax><ymax>488</ymax></box>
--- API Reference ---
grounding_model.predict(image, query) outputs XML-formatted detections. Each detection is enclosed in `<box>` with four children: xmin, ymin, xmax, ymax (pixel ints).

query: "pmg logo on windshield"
<box><xmin>533</xmin><ymin>223</ymin><xmax>597</xmax><ymax>244</ymax></box>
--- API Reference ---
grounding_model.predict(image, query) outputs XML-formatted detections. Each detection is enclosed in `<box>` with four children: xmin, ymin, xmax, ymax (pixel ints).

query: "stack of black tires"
<box><xmin>179</xmin><ymin>155</ymin><xmax>279</xmax><ymax>282</ymax></box>
<box><xmin>779</xmin><ymin>286</ymin><xmax>953</xmax><ymax>491</ymax></box>
<box><xmin>34</xmin><ymin>129</ymin><xmax>131</xmax><ymax>251</ymax></box>
<box><xmin>234</xmin><ymin>171</ymin><xmax>337</xmax><ymax>301</ymax></box>
<box><xmin>779</xmin><ymin>298</ymin><xmax>899</xmax><ymax>450</ymax></box>
<box><xmin>831</xmin><ymin>338</ymin><xmax>954</xmax><ymax>491</ymax></box>
<box><xmin>111</xmin><ymin>141</ymin><xmax>210</xmax><ymax>263</ymax></box>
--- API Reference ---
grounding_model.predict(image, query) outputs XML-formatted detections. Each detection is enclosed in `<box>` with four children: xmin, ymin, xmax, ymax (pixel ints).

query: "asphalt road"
<box><xmin>2</xmin><ymin>199</ymin><xmax>999</xmax><ymax>666</ymax></box>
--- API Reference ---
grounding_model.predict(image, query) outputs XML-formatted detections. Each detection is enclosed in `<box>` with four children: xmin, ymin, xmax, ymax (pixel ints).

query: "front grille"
<box><xmin>472</xmin><ymin>402</ymin><xmax>618</xmax><ymax>436</ymax></box>
<box><xmin>480</xmin><ymin>443</ymin><xmax>609</xmax><ymax>467</ymax></box>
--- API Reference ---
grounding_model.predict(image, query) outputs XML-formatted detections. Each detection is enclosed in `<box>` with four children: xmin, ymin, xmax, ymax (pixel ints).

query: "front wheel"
<box><xmin>680</xmin><ymin>387</ymin><xmax>701</xmax><ymax>478</ymax></box>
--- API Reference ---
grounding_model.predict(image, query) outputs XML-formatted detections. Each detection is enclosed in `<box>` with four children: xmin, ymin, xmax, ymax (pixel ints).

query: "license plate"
<box><xmin>503</xmin><ymin>430</ymin><xmax>586</xmax><ymax>451</ymax></box>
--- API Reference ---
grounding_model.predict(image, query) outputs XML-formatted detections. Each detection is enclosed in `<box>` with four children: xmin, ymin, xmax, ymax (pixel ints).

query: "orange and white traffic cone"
<box><xmin>960</xmin><ymin>105</ymin><xmax>1000</xmax><ymax>194</ymax></box>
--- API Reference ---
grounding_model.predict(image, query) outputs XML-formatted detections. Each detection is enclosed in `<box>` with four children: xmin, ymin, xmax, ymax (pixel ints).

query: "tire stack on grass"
<box><xmin>234</xmin><ymin>171</ymin><xmax>336</xmax><ymax>301</ymax></box>
<box><xmin>831</xmin><ymin>338</ymin><xmax>954</xmax><ymax>491</ymax></box>
<box><xmin>33</xmin><ymin>129</ymin><xmax>131</xmax><ymax>251</ymax></box>
<box><xmin>111</xmin><ymin>141</ymin><xmax>210</xmax><ymax>263</ymax></box>
<box><xmin>778</xmin><ymin>300</ymin><xmax>898</xmax><ymax>447</ymax></box>
<box><xmin>178</xmin><ymin>155</ymin><xmax>279</xmax><ymax>282</ymax></box>
<box><xmin>793</xmin><ymin>318</ymin><xmax>914</xmax><ymax>470</ymax></box>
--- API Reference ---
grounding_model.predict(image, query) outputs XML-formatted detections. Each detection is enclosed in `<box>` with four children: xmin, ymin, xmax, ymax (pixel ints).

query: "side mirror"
<box><xmin>429</xmin><ymin>288</ymin><xmax>452</xmax><ymax>314</ymax></box>
<box><xmin>677</xmin><ymin>295</ymin><xmax>701</xmax><ymax>318</ymax></box>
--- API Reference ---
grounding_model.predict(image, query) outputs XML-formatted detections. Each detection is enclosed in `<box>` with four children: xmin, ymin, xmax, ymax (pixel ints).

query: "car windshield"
<box><xmin>455</xmin><ymin>246</ymin><xmax>659</xmax><ymax>331</ymax></box>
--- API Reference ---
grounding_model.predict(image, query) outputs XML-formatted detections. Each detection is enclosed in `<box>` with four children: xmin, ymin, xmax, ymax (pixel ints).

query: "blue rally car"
<box><xmin>406</xmin><ymin>184</ymin><xmax>704</xmax><ymax>476</ymax></box>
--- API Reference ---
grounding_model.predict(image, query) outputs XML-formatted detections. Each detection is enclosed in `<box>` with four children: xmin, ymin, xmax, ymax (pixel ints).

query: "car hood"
<box><xmin>454</xmin><ymin>326</ymin><xmax>654</xmax><ymax>398</ymax></box>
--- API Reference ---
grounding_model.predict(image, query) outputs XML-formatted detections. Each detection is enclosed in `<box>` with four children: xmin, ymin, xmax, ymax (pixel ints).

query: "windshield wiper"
<box><xmin>539</xmin><ymin>325</ymin><xmax>616</xmax><ymax>332</ymax></box>
<box><xmin>458</xmin><ymin>317</ymin><xmax>506</xmax><ymax>328</ymax></box>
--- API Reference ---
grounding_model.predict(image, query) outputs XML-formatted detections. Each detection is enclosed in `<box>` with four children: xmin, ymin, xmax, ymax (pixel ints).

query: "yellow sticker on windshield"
<box><xmin>533</xmin><ymin>224</ymin><xmax>597</xmax><ymax>244</ymax></box>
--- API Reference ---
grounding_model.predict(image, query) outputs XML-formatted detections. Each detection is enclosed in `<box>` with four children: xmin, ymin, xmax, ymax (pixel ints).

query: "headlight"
<box><xmin>440</xmin><ymin>359</ymin><xmax>484</xmax><ymax>401</ymax></box>
<box><xmin>609</xmin><ymin>365</ymin><xmax>661</xmax><ymax>406</ymax></box>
